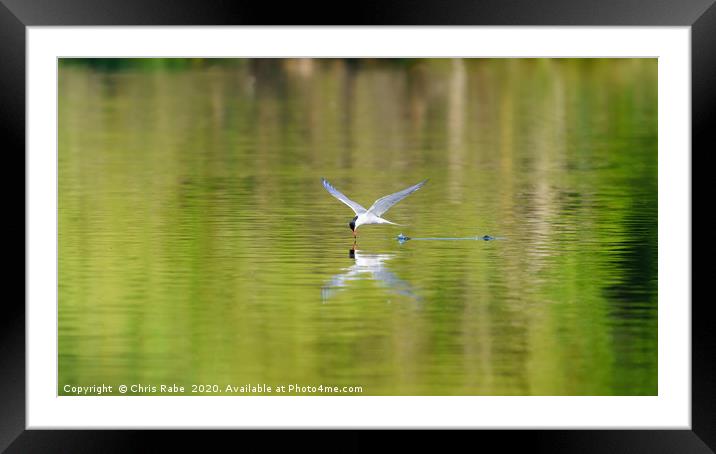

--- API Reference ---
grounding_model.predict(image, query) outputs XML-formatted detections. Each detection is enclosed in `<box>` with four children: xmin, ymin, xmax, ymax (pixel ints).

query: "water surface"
<box><xmin>59</xmin><ymin>59</ymin><xmax>657</xmax><ymax>395</ymax></box>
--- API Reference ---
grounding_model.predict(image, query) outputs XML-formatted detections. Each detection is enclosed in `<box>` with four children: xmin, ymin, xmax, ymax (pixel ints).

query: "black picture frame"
<box><xmin>7</xmin><ymin>0</ymin><xmax>707</xmax><ymax>451</ymax></box>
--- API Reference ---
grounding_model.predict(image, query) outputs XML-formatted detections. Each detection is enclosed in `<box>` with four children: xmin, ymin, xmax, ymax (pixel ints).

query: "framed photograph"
<box><xmin>9</xmin><ymin>0</ymin><xmax>707</xmax><ymax>450</ymax></box>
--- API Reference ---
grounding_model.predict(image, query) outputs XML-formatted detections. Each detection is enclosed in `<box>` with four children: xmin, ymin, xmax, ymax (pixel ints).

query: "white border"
<box><xmin>27</xmin><ymin>27</ymin><xmax>691</xmax><ymax>429</ymax></box>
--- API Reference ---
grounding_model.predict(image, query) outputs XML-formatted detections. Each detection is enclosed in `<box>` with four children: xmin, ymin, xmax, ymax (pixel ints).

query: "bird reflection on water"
<box><xmin>321</xmin><ymin>246</ymin><xmax>419</xmax><ymax>303</ymax></box>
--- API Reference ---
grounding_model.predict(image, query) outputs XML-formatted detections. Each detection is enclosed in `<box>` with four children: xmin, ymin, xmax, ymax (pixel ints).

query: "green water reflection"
<box><xmin>59</xmin><ymin>58</ymin><xmax>657</xmax><ymax>395</ymax></box>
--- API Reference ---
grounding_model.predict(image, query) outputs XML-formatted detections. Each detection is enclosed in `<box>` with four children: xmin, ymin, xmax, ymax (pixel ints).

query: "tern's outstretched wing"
<box><xmin>321</xmin><ymin>178</ymin><xmax>367</xmax><ymax>215</ymax></box>
<box><xmin>367</xmin><ymin>179</ymin><xmax>428</xmax><ymax>217</ymax></box>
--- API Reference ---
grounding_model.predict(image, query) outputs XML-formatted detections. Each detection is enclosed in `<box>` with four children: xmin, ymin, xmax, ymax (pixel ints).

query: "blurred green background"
<box><xmin>59</xmin><ymin>58</ymin><xmax>657</xmax><ymax>395</ymax></box>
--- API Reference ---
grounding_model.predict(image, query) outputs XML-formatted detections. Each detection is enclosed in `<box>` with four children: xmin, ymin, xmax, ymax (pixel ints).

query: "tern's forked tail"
<box><xmin>377</xmin><ymin>218</ymin><xmax>401</xmax><ymax>226</ymax></box>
